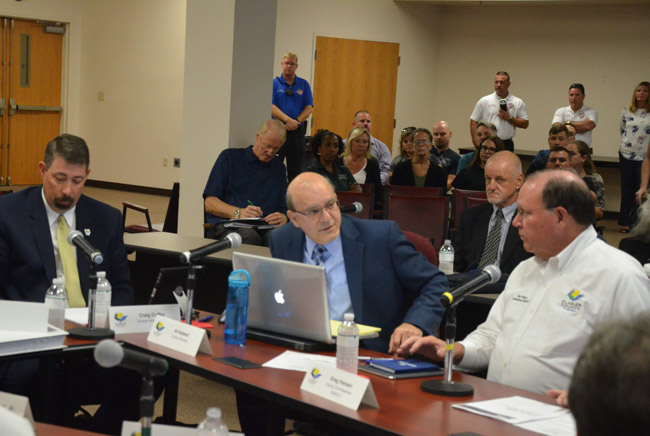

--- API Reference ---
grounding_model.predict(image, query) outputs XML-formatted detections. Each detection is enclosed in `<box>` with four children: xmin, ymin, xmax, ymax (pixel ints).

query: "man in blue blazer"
<box><xmin>0</xmin><ymin>134</ymin><xmax>135</xmax><ymax>434</ymax></box>
<box><xmin>271</xmin><ymin>172</ymin><xmax>449</xmax><ymax>353</ymax></box>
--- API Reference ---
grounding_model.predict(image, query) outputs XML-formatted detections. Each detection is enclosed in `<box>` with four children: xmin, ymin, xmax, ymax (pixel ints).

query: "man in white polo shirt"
<box><xmin>552</xmin><ymin>83</ymin><xmax>598</xmax><ymax>150</ymax></box>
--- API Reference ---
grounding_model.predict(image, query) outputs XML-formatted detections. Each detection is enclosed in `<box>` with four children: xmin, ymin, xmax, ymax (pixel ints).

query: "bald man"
<box><xmin>400</xmin><ymin>169</ymin><xmax>650</xmax><ymax>395</ymax></box>
<box><xmin>270</xmin><ymin>172</ymin><xmax>449</xmax><ymax>353</ymax></box>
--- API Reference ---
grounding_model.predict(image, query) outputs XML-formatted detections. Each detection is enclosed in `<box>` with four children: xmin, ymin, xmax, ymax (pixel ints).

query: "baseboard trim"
<box><xmin>86</xmin><ymin>180</ymin><xmax>173</xmax><ymax>197</ymax></box>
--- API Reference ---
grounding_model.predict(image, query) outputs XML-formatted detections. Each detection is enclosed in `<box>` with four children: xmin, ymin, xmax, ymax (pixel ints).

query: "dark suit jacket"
<box><xmin>390</xmin><ymin>159</ymin><xmax>447</xmax><ymax>189</ymax></box>
<box><xmin>269</xmin><ymin>215</ymin><xmax>449</xmax><ymax>352</ymax></box>
<box><xmin>0</xmin><ymin>186</ymin><xmax>133</xmax><ymax>305</ymax></box>
<box><xmin>453</xmin><ymin>202</ymin><xmax>531</xmax><ymax>275</ymax></box>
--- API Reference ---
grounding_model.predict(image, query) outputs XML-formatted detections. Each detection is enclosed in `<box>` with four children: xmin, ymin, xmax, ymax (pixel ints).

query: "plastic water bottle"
<box><xmin>44</xmin><ymin>277</ymin><xmax>67</xmax><ymax>329</ymax></box>
<box><xmin>336</xmin><ymin>313</ymin><xmax>359</xmax><ymax>374</ymax></box>
<box><xmin>196</xmin><ymin>407</ymin><xmax>228</xmax><ymax>435</ymax></box>
<box><xmin>95</xmin><ymin>271</ymin><xmax>112</xmax><ymax>328</ymax></box>
<box><xmin>439</xmin><ymin>239</ymin><xmax>454</xmax><ymax>275</ymax></box>
<box><xmin>224</xmin><ymin>269</ymin><xmax>250</xmax><ymax>346</ymax></box>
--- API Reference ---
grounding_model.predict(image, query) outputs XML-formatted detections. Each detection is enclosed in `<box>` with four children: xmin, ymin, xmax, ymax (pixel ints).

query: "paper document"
<box><xmin>454</xmin><ymin>395</ymin><xmax>568</xmax><ymax>424</ymax></box>
<box><xmin>0</xmin><ymin>325</ymin><xmax>68</xmax><ymax>357</ymax></box>
<box><xmin>263</xmin><ymin>350</ymin><xmax>336</xmax><ymax>372</ymax></box>
<box><xmin>224</xmin><ymin>218</ymin><xmax>274</xmax><ymax>229</ymax></box>
<box><xmin>515</xmin><ymin>412</ymin><xmax>576</xmax><ymax>436</ymax></box>
<box><xmin>65</xmin><ymin>307</ymin><xmax>89</xmax><ymax>325</ymax></box>
<box><xmin>330</xmin><ymin>320</ymin><xmax>380</xmax><ymax>338</ymax></box>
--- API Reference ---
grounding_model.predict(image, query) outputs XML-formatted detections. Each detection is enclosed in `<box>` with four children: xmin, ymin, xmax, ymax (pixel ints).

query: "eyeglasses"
<box><xmin>414</xmin><ymin>140</ymin><xmax>431</xmax><ymax>145</ymax></box>
<box><xmin>293</xmin><ymin>199</ymin><xmax>340</xmax><ymax>220</ymax></box>
<box><xmin>282</xmin><ymin>61</ymin><xmax>297</xmax><ymax>67</ymax></box>
<box><xmin>480</xmin><ymin>145</ymin><xmax>498</xmax><ymax>153</ymax></box>
<box><xmin>516</xmin><ymin>206</ymin><xmax>551</xmax><ymax>220</ymax></box>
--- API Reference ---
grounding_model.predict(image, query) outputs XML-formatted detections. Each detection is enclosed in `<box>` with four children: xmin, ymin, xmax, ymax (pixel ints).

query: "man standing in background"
<box><xmin>271</xmin><ymin>52</ymin><xmax>313</xmax><ymax>181</ymax></box>
<box><xmin>470</xmin><ymin>71</ymin><xmax>529</xmax><ymax>152</ymax></box>
<box><xmin>552</xmin><ymin>83</ymin><xmax>598</xmax><ymax>150</ymax></box>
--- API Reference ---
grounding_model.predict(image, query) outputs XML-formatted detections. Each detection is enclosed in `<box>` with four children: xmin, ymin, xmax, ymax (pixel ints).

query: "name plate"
<box><xmin>147</xmin><ymin>315</ymin><xmax>213</xmax><ymax>356</ymax></box>
<box><xmin>0</xmin><ymin>391</ymin><xmax>33</xmax><ymax>422</ymax></box>
<box><xmin>109</xmin><ymin>304</ymin><xmax>181</xmax><ymax>334</ymax></box>
<box><xmin>300</xmin><ymin>366</ymin><xmax>378</xmax><ymax>410</ymax></box>
<box><xmin>121</xmin><ymin>420</ymin><xmax>198</xmax><ymax>436</ymax></box>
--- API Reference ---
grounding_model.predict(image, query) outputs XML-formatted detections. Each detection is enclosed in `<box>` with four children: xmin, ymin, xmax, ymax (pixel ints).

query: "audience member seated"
<box><xmin>526</xmin><ymin>124</ymin><xmax>569</xmax><ymax>176</ymax></box>
<box><xmin>564</xmin><ymin>315</ymin><xmax>650</xmax><ymax>436</ymax></box>
<box><xmin>399</xmin><ymin>169</ymin><xmax>650</xmax><ymax>396</ymax></box>
<box><xmin>564</xmin><ymin>121</ymin><xmax>577</xmax><ymax>142</ymax></box>
<box><xmin>452</xmin><ymin>151</ymin><xmax>531</xmax><ymax>287</ymax></box>
<box><xmin>619</xmin><ymin>195</ymin><xmax>650</xmax><ymax>265</ymax></box>
<box><xmin>340</xmin><ymin>127</ymin><xmax>382</xmax><ymax>207</ymax></box>
<box><xmin>545</xmin><ymin>146</ymin><xmax>572</xmax><ymax>170</ymax></box>
<box><xmin>304</xmin><ymin>129</ymin><xmax>360</xmax><ymax>193</ymax></box>
<box><xmin>567</xmin><ymin>140</ymin><xmax>605</xmax><ymax>220</ymax></box>
<box><xmin>390</xmin><ymin>128</ymin><xmax>447</xmax><ymax>189</ymax></box>
<box><xmin>391</xmin><ymin>126</ymin><xmax>416</xmax><ymax>173</ymax></box>
<box><xmin>457</xmin><ymin>120</ymin><xmax>496</xmax><ymax>175</ymax></box>
<box><xmin>452</xmin><ymin>136</ymin><xmax>504</xmax><ymax>191</ymax></box>
<box><xmin>430</xmin><ymin>121</ymin><xmax>460</xmax><ymax>189</ymax></box>
<box><xmin>203</xmin><ymin>119</ymin><xmax>288</xmax><ymax>246</ymax></box>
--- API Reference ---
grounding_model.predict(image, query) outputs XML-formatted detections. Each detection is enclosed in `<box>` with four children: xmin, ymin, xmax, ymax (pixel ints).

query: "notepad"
<box><xmin>368</xmin><ymin>358</ymin><xmax>439</xmax><ymax>374</ymax></box>
<box><xmin>330</xmin><ymin>320</ymin><xmax>381</xmax><ymax>339</ymax></box>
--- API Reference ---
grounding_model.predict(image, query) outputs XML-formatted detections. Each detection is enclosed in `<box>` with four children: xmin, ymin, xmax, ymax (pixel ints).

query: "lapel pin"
<box><xmin>84</xmin><ymin>228</ymin><xmax>91</xmax><ymax>236</ymax></box>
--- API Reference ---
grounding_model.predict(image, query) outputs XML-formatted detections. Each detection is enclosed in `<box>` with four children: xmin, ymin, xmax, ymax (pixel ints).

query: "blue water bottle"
<box><xmin>224</xmin><ymin>269</ymin><xmax>250</xmax><ymax>345</ymax></box>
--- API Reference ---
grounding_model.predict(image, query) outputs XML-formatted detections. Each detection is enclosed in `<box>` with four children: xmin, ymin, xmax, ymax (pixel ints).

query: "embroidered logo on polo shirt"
<box><xmin>297</xmin><ymin>89</ymin><xmax>304</xmax><ymax>96</ymax></box>
<box><xmin>561</xmin><ymin>289</ymin><xmax>584</xmax><ymax>313</ymax></box>
<box><xmin>512</xmin><ymin>294</ymin><xmax>529</xmax><ymax>303</ymax></box>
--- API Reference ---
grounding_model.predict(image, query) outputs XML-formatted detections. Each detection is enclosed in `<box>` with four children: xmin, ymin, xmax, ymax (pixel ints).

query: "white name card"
<box><xmin>109</xmin><ymin>304</ymin><xmax>181</xmax><ymax>334</ymax></box>
<box><xmin>146</xmin><ymin>315</ymin><xmax>213</xmax><ymax>357</ymax></box>
<box><xmin>121</xmin><ymin>420</ymin><xmax>198</xmax><ymax>436</ymax></box>
<box><xmin>300</xmin><ymin>366</ymin><xmax>379</xmax><ymax>410</ymax></box>
<box><xmin>0</xmin><ymin>391</ymin><xmax>33</xmax><ymax>422</ymax></box>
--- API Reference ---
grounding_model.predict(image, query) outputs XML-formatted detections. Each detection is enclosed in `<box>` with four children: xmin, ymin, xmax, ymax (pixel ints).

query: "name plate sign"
<box><xmin>0</xmin><ymin>391</ymin><xmax>33</xmax><ymax>422</ymax></box>
<box><xmin>121</xmin><ymin>420</ymin><xmax>198</xmax><ymax>436</ymax></box>
<box><xmin>300</xmin><ymin>366</ymin><xmax>378</xmax><ymax>410</ymax></box>
<box><xmin>147</xmin><ymin>315</ymin><xmax>213</xmax><ymax>356</ymax></box>
<box><xmin>108</xmin><ymin>304</ymin><xmax>181</xmax><ymax>334</ymax></box>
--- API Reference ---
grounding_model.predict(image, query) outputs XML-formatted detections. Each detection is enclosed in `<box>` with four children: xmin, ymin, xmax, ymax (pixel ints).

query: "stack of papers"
<box><xmin>223</xmin><ymin>218</ymin><xmax>274</xmax><ymax>229</ymax></box>
<box><xmin>0</xmin><ymin>301</ymin><xmax>68</xmax><ymax>357</ymax></box>
<box><xmin>454</xmin><ymin>396</ymin><xmax>576</xmax><ymax>436</ymax></box>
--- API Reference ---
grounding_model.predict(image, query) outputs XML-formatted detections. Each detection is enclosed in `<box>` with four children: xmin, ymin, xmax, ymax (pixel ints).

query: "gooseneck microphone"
<box><xmin>180</xmin><ymin>232</ymin><xmax>242</xmax><ymax>264</ymax></box>
<box><xmin>67</xmin><ymin>230</ymin><xmax>104</xmax><ymax>265</ymax></box>
<box><xmin>441</xmin><ymin>264</ymin><xmax>501</xmax><ymax>308</ymax></box>
<box><xmin>339</xmin><ymin>202</ymin><xmax>363</xmax><ymax>214</ymax></box>
<box><xmin>94</xmin><ymin>339</ymin><xmax>168</xmax><ymax>376</ymax></box>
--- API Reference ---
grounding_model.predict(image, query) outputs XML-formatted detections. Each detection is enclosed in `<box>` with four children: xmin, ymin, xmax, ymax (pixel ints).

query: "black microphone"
<box><xmin>67</xmin><ymin>230</ymin><xmax>103</xmax><ymax>265</ymax></box>
<box><xmin>441</xmin><ymin>264</ymin><xmax>501</xmax><ymax>308</ymax></box>
<box><xmin>94</xmin><ymin>339</ymin><xmax>168</xmax><ymax>376</ymax></box>
<box><xmin>339</xmin><ymin>202</ymin><xmax>363</xmax><ymax>214</ymax></box>
<box><xmin>180</xmin><ymin>232</ymin><xmax>242</xmax><ymax>264</ymax></box>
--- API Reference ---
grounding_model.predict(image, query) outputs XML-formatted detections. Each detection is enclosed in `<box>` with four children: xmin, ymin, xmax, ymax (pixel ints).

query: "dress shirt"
<box><xmin>302</xmin><ymin>234</ymin><xmax>352</xmax><ymax>320</ymax></box>
<box><xmin>42</xmin><ymin>188</ymin><xmax>77</xmax><ymax>280</ymax></box>
<box><xmin>458</xmin><ymin>226</ymin><xmax>650</xmax><ymax>394</ymax></box>
<box><xmin>552</xmin><ymin>105</ymin><xmax>598</xmax><ymax>148</ymax></box>
<box><xmin>490</xmin><ymin>202</ymin><xmax>518</xmax><ymax>268</ymax></box>
<box><xmin>470</xmin><ymin>92</ymin><xmax>529</xmax><ymax>141</ymax></box>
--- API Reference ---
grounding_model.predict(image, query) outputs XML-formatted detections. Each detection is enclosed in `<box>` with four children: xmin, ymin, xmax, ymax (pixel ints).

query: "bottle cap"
<box><xmin>444</xmin><ymin>239</ymin><xmax>451</xmax><ymax>244</ymax></box>
<box><xmin>97</xmin><ymin>271</ymin><xmax>106</xmax><ymax>278</ymax></box>
<box><xmin>206</xmin><ymin>407</ymin><xmax>222</xmax><ymax>419</ymax></box>
<box><xmin>53</xmin><ymin>277</ymin><xmax>64</xmax><ymax>285</ymax></box>
<box><xmin>228</xmin><ymin>269</ymin><xmax>250</xmax><ymax>287</ymax></box>
<box><xmin>343</xmin><ymin>313</ymin><xmax>355</xmax><ymax>321</ymax></box>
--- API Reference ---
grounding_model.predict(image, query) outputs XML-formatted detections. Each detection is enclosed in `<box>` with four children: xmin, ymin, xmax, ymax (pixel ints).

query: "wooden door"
<box><xmin>0</xmin><ymin>18</ymin><xmax>63</xmax><ymax>186</ymax></box>
<box><xmin>312</xmin><ymin>36</ymin><xmax>399</xmax><ymax>154</ymax></box>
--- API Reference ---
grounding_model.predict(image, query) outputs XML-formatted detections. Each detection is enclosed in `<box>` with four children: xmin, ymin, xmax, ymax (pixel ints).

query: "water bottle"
<box><xmin>439</xmin><ymin>239</ymin><xmax>454</xmax><ymax>275</ymax></box>
<box><xmin>224</xmin><ymin>269</ymin><xmax>250</xmax><ymax>346</ymax></box>
<box><xmin>44</xmin><ymin>277</ymin><xmax>67</xmax><ymax>329</ymax></box>
<box><xmin>336</xmin><ymin>313</ymin><xmax>359</xmax><ymax>374</ymax></box>
<box><xmin>196</xmin><ymin>407</ymin><xmax>229</xmax><ymax>436</ymax></box>
<box><xmin>95</xmin><ymin>271</ymin><xmax>112</xmax><ymax>328</ymax></box>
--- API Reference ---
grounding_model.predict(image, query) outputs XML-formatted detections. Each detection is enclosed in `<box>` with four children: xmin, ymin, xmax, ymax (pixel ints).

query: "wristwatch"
<box><xmin>234</xmin><ymin>209</ymin><xmax>241</xmax><ymax>219</ymax></box>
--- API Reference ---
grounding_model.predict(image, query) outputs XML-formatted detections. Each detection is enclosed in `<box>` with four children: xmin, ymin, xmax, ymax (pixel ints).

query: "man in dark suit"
<box><xmin>0</xmin><ymin>134</ymin><xmax>135</xmax><ymax>434</ymax></box>
<box><xmin>271</xmin><ymin>171</ymin><xmax>449</xmax><ymax>353</ymax></box>
<box><xmin>453</xmin><ymin>151</ymin><xmax>531</xmax><ymax>277</ymax></box>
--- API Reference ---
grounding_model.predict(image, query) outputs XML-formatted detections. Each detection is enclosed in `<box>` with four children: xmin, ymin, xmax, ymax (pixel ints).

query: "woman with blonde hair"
<box><xmin>341</xmin><ymin>127</ymin><xmax>382</xmax><ymax>208</ymax></box>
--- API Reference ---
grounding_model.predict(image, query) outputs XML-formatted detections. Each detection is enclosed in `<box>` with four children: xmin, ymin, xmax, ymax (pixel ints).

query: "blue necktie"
<box><xmin>312</xmin><ymin>245</ymin><xmax>327</xmax><ymax>266</ymax></box>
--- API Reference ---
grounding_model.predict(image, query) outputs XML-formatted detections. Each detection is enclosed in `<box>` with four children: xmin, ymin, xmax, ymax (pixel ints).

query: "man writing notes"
<box><xmin>399</xmin><ymin>169</ymin><xmax>650</xmax><ymax>395</ymax></box>
<box><xmin>470</xmin><ymin>71</ymin><xmax>529</xmax><ymax>152</ymax></box>
<box><xmin>271</xmin><ymin>52</ymin><xmax>313</xmax><ymax>182</ymax></box>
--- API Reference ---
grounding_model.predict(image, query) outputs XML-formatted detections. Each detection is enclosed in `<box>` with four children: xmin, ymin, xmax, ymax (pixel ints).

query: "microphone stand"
<box><xmin>68</xmin><ymin>262</ymin><xmax>115</xmax><ymax>340</ymax></box>
<box><xmin>139</xmin><ymin>375</ymin><xmax>155</xmax><ymax>436</ymax></box>
<box><xmin>421</xmin><ymin>302</ymin><xmax>474</xmax><ymax>397</ymax></box>
<box><xmin>184</xmin><ymin>262</ymin><xmax>203</xmax><ymax>325</ymax></box>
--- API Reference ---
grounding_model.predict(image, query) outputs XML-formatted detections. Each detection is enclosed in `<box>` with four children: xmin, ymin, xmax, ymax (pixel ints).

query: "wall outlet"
<box><xmin>173</xmin><ymin>158</ymin><xmax>181</xmax><ymax>168</ymax></box>
<box><xmin>163</xmin><ymin>157</ymin><xmax>168</xmax><ymax>167</ymax></box>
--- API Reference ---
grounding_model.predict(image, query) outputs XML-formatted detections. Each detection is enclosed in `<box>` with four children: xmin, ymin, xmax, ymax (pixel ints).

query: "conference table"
<box><xmin>34</xmin><ymin>423</ymin><xmax>107</xmax><ymax>436</ymax></box>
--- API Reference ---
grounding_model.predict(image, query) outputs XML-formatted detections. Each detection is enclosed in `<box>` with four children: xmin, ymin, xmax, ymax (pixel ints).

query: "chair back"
<box><xmin>336</xmin><ymin>190</ymin><xmax>373</xmax><ymax>219</ymax></box>
<box><xmin>162</xmin><ymin>182</ymin><xmax>179</xmax><ymax>233</ymax></box>
<box><xmin>402</xmin><ymin>230</ymin><xmax>438</xmax><ymax>266</ymax></box>
<box><xmin>466</xmin><ymin>196</ymin><xmax>490</xmax><ymax>210</ymax></box>
<box><xmin>385</xmin><ymin>194</ymin><xmax>448</xmax><ymax>250</ymax></box>
<box><xmin>453</xmin><ymin>189</ymin><xmax>486</xmax><ymax>229</ymax></box>
<box><xmin>386</xmin><ymin>185</ymin><xmax>442</xmax><ymax>197</ymax></box>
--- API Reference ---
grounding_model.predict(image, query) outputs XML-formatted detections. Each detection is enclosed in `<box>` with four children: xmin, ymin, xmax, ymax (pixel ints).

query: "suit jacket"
<box><xmin>269</xmin><ymin>215</ymin><xmax>449</xmax><ymax>352</ymax></box>
<box><xmin>390</xmin><ymin>159</ymin><xmax>447</xmax><ymax>189</ymax></box>
<box><xmin>453</xmin><ymin>202</ymin><xmax>531</xmax><ymax>275</ymax></box>
<box><xmin>0</xmin><ymin>186</ymin><xmax>133</xmax><ymax>305</ymax></box>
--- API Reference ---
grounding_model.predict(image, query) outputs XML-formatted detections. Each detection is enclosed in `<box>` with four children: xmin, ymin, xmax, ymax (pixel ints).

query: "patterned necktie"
<box><xmin>56</xmin><ymin>215</ymin><xmax>86</xmax><ymax>307</ymax></box>
<box><xmin>312</xmin><ymin>245</ymin><xmax>327</xmax><ymax>267</ymax></box>
<box><xmin>479</xmin><ymin>208</ymin><xmax>504</xmax><ymax>269</ymax></box>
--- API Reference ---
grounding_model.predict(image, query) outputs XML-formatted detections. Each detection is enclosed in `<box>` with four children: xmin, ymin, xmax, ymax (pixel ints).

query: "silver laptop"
<box><xmin>231</xmin><ymin>252</ymin><xmax>334</xmax><ymax>344</ymax></box>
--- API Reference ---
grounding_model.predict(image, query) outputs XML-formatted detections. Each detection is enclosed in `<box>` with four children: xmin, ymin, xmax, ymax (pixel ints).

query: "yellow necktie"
<box><xmin>56</xmin><ymin>215</ymin><xmax>86</xmax><ymax>308</ymax></box>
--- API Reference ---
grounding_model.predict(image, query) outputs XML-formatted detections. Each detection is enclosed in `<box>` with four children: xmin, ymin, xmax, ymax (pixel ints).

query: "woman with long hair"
<box><xmin>452</xmin><ymin>136</ymin><xmax>504</xmax><ymax>191</ymax></box>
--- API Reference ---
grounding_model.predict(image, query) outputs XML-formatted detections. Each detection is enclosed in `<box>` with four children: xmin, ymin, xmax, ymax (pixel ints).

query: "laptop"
<box><xmin>231</xmin><ymin>252</ymin><xmax>333</xmax><ymax>351</ymax></box>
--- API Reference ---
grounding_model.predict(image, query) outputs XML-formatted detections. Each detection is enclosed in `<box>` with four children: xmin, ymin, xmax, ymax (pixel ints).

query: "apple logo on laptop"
<box><xmin>274</xmin><ymin>289</ymin><xmax>285</xmax><ymax>304</ymax></box>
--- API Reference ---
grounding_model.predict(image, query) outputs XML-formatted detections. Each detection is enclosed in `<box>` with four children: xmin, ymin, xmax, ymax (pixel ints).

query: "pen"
<box><xmin>358</xmin><ymin>356</ymin><xmax>394</xmax><ymax>361</ymax></box>
<box><xmin>247</xmin><ymin>200</ymin><xmax>256</xmax><ymax>206</ymax></box>
<box><xmin>198</xmin><ymin>315</ymin><xmax>214</xmax><ymax>323</ymax></box>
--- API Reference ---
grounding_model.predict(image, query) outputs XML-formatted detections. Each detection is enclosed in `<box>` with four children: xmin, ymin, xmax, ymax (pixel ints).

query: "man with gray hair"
<box><xmin>399</xmin><ymin>169</ymin><xmax>650</xmax><ymax>395</ymax></box>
